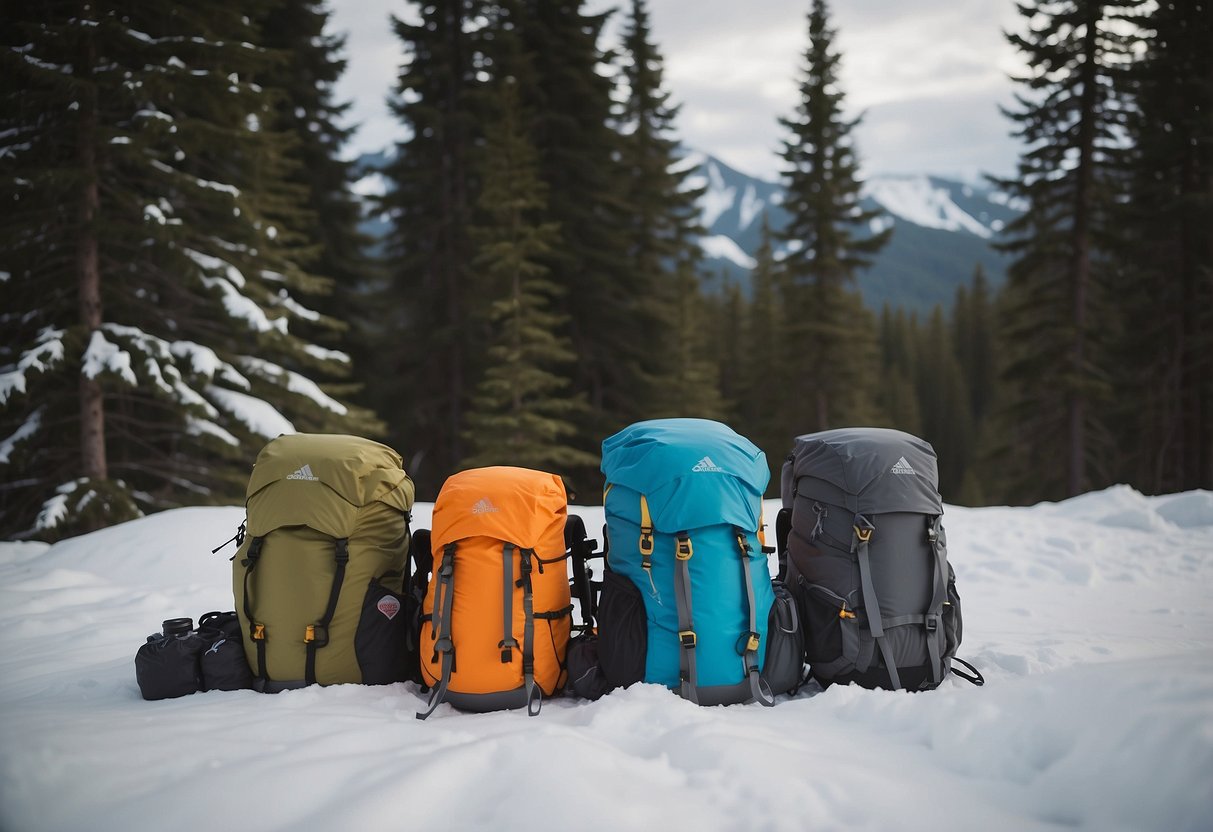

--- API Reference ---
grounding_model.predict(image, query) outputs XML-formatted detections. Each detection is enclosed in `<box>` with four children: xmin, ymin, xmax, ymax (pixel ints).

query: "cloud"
<box><xmin>327</xmin><ymin>0</ymin><xmax>1026</xmax><ymax>180</ymax></box>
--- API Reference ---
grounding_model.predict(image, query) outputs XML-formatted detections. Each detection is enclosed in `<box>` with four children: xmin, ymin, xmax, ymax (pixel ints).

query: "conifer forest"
<box><xmin>2</xmin><ymin>0</ymin><xmax>1210</xmax><ymax>540</ymax></box>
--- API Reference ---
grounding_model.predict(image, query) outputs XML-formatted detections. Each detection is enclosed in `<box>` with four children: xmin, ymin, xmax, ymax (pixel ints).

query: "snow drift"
<box><xmin>2</xmin><ymin>485</ymin><xmax>1212</xmax><ymax>831</ymax></box>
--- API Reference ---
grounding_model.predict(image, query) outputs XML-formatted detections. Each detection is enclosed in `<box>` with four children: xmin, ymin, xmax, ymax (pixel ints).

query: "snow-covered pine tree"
<box><xmin>0</xmin><ymin>0</ymin><xmax>375</xmax><ymax>540</ymax></box>
<box><xmin>776</xmin><ymin>0</ymin><xmax>889</xmax><ymax>434</ymax></box>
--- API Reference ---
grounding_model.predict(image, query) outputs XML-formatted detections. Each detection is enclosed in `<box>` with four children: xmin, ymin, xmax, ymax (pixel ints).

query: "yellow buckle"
<box><xmin>854</xmin><ymin>525</ymin><xmax>873</xmax><ymax>543</ymax></box>
<box><xmin>304</xmin><ymin>624</ymin><xmax>315</xmax><ymax>643</ymax></box>
<box><xmin>639</xmin><ymin>529</ymin><xmax>654</xmax><ymax>556</ymax></box>
<box><xmin>678</xmin><ymin>630</ymin><xmax>697</xmax><ymax>647</ymax></box>
<box><xmin>252</xmin><ymin>623</ymin><xmax>266</xmax><ymax>640</ymax></box>
<box><xmin>839</xmin><ymin>608</ymin><xmax>856</xmax><ymax>620</ymax></box>
<box><xmin>746</xmin><ymin>634</ymin><xmax>760</xmax><ymax>652</ymax></box>
<box><xmin>676</xmin><ymin>536</ymin><xmax>693</xmax><ymax>560</ymax></box>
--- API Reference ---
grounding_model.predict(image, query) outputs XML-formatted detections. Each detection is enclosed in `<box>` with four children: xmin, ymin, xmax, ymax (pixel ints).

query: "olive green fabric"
<box><xmin>233</xmin><ymin>434</ymin><xmax>414</xmax><ymax>687</ymax></box>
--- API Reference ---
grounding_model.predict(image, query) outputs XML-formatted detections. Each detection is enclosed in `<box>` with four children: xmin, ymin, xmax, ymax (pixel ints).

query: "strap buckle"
<box><xmin>853</xmin><ymin>516</ymin><xmax>875</xmax><ymax>543</ymax></box>
<box><xmin>304</xmin><ymin>624</ymin><xmax>329</xmax><ymax>646</ymax></box>
<box><xmin>639</xmin><ymin>528</ymin><xmax>654</xmax><ymax>557</ymax></box>
<box><xmin>252</xmin><ymin>623</ymin><xmax>266</xmax><ymax>640</ymax></box>
<box><xmin>925</xmin><ymin>614</ymin><xmax>939</xmax><ymax>632</ymax></box>
<box><xmin>676</xmin><ymin>534</ymin><xmax>693</xmax><ymax>560</ymax></box>
<box><xmin>736</xmin><ymin>631</ymin><xmax>760</xmax><ymax>654</ymax></box>
<box><xmin>678</xmin><ymin>629</ymin><xmax>697</xmax><ymax>648</ymax></box>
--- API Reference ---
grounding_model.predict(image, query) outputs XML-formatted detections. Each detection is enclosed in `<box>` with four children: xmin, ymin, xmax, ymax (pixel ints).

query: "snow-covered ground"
<box><xmin>2</xmin><ymin>485</ymin><xmax>1212</xmax><ymax>831</ymax></box>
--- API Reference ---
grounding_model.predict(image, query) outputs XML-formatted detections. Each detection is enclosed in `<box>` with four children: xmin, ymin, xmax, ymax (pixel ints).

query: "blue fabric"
<box><xmin>601</xmin><ymin>418</ymin><xmax>769</xmax><ymax>532</ymax></box>
<box><xmin>601</xmin><ymin>420</ymin><xmax>775</xmax><ymax>690</ymax></box>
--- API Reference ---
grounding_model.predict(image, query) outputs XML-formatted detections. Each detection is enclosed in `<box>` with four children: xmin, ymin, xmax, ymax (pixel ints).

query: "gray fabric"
<box><xmin>786</xmin><ymin>428</ymin><xmax>942</xmax><ymax>516</ymax></box>
<box><xmin>501</xmin><ymin>543</ymin><xmax>518</xmax><ymax>660</ymax></box>
<box><xmin>445</xmin><ymin>686</ymin><xmax>529</xmax><ymax>713</ymax></box>
<box><xmin>736</xmin><ymin>532</ymin><xmax>774</xmax><ymax>706</ymax></box>
<box><xmin>673</xmin><ymin>535</ymin><xmax>699</xmax><ymax>704</ymax></box>
<box><xmin>855</xmin><ymin>526</ymin><xmax>902</xmax><ymax>690</ymax></box>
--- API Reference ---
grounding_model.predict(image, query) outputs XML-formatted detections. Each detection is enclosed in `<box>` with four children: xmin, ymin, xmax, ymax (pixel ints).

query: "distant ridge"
<box><xmin>351</xmin><ymin>150</ymin><xmax>1022</xmax><ymax>313</ymax></box>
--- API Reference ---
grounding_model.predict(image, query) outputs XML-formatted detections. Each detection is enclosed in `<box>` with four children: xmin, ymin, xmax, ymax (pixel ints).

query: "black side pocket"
<box><xmin>597</xmin><ymin>569</ymin><xmax>647</xmax><ymax>688</ymax></box>
<box><xmin>796</xmin><ymin>577</ymin><xmax>860</xmax><ymax>683</ymax></box>
<box><xmin>943</xmin><ymin>563</ymin><xmax>963</xmax><ymax>660</ymax></box>
<box><xmin>566</xmin><ymin>633</ymin><xmax>615</xmax><ymax>700</ymax></box>
<box><xmin>135</xmin><ymin>634</ymin><xmax>205</xmax><ymax>700</ymax></box>
<box><xmin>762</xmin><ymin>581</ymin><xmax>804</xmax><ymax>695</ymax></box>
<box><xmin>355</xmin><ymin>577</ymin><xmax>409</xmax><ymax>685</ymax></box>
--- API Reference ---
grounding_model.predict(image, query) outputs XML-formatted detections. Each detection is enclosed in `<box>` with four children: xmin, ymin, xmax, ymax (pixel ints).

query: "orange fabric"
<box><xmin>420</xmin><ymin>467</ymin><xmax>571</xmax><ymax>696</ymax></box>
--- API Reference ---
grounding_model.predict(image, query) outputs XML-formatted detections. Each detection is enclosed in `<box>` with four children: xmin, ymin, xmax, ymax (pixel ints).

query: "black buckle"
<box><xmin>925</xmin><ymin>615</ymin><xmax>938</xmax><ymax>632</ymax></box>
<box><xmin>334</xmin><ymin>538</ymin><xmax>350</xmax><ymax>564</ymax></box>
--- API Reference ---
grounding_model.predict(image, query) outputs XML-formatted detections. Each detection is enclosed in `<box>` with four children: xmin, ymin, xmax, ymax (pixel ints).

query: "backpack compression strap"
<box><xmin>852</xmin><ymin>515</ymin><xmax>903</xmax><ymax>691</ymax></box>
<box><xmin>417</xmin><ymin>543</ymin><xmax>457</xmax><ymax>720</ymax></box>
<box><xmin>923</xmin><ymin>516</ymin><xmax>948</xmax><ymax>687</ymax></box>
<box><xmin>672</xmin><ymin>532</ymin><xmax>700</xmax><ymax>704</ymax></box>
<box><xmin>500</xmin><ymin>543</ymin><xmax>521</xmax><ymax>663</ymax></box>
<box><xmin>517</xmin><ymin>547</ymin><xmax>541</xmax><ymax>716</ymax></box>
<box><xmin>242</xmin><ymin>536</ymin><xmax>268</xmax><ymax>683</ymax></box>
<box><xmin>734</xmin><ymin>529</ymin><xmax>775</xmax><ymax>707</ymax></box>
<box><xmin>304</xmin><ymin>537</ymin><xmax>349</xmax><ymax>685</ymax></box>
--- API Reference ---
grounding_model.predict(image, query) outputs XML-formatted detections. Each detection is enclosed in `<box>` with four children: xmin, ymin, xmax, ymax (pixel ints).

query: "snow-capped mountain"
<box><xmin>687</xmin><ymin>153</ymin><xmax>1021</xmax><ymax>312</ymax></box>
<box><xmin>353</xmin><ymin>150</ymin><xmax>1021</xmax><ymax>313</ymax></box>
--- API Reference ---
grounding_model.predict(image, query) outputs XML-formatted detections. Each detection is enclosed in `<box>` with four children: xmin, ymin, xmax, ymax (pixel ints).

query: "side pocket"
<box><xmin>354</xmin><ymin>577</ymin><xmax>409</xmax><ymax>686</ymax></box>
<box><xmin>761</xmin><ymin>581</ymin><xmax>805</xmax><ymax>695</ymax></box>
<box><xmin>797</xmin><ymin>577</ymin><xmax>861</xmax><ymax>682</ymax></box>
<box><xmin>597</xmin><ymin>569</ymin><xmax>647</xmax><ymax>688</ymax></box>
<box><xmin>943</xmin><ymin>563</ymin><xmax>963</xmax><ymax>660</ymax></box>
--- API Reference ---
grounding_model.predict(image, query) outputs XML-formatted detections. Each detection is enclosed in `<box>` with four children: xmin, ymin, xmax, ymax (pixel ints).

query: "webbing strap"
<box><xmin>242</xmin><ymin>536</ymin><xmax>267</xmax><ymax>682</ymax></box>
<box><xmin>854</xmin><ymin>517</ymin><xmax>902</xmax><ymax>690</ymax></box>
<box><xmin>500</xmin><ymin>543</ymin><xmax>519</xmax><ymax>662</ymax></box>
<box><xmin>924</xmin><ymin>516</ymin><xmax>948</xmax><ymax>686</ymax></box>
<box><xmin>519</xmin><ymin>548</ymin><xmax>540</xmax><ymax>716</ymax></box>
<box><xmin>417</xmin><ymin>543</ymin><xmax>457</xmax><ymax>720</ymax></box>
<box><xmin>305</xmin><ymin>537</ymin><xmax>349</xmax><ymax>685</ymax></box>
<box><xmin>673</xmin><ymin>532</ymin><xmax>699</xmax><ymax>704</ymax></box>
<box><xmin>735</xmin><ymin>529</ymin><xmax>775</xmax><ymax>706</ymax></box>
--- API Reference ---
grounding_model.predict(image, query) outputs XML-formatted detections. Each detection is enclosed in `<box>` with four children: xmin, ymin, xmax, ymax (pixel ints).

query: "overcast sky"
<box><xmin>327</xmin><ymin>0</ymin><xmax>1027</xmax><ymax>182</ymax></box>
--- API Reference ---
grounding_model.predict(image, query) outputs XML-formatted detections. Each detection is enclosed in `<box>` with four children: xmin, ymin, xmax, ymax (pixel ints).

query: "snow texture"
<box><xmin>1</xmin><ymin>486</ymin><xmax>1211</xmax><ymax>831</ymax></box>
<box><xmin>0</xmin><ymin>406</ymin><xmax>42</xmax><ymax>463</ymax></box>
<box><xmin>206</xmin><ymin>385</ymin><xmax>295</xmax><ymax>438</ymax></box>
<box><xmin>863</xmin><ymin>175</ymin><xmax>992</xmax><ymax>238</ymax></box>
<box><xmin>699</xmin><ymin>234</ymin><xmax>758</xmax><ymax>269</ymax></box>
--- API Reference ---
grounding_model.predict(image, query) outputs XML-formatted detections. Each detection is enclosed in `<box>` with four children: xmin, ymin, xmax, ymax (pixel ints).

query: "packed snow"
<box><xmin>1</xmin><ymin>485</ymin><xmax>1212</xmax><ymax>832</ymax></box>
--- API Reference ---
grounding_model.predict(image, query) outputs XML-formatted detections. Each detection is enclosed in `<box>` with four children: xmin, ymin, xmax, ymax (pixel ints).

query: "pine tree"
<box><xmin>916</xmin><ymin>306</ymin><xmax>973</xmax><ymax>500</ymax></box>
<box><xmin>514</xmin><ymin>0</ymin><xmax>633</xmax><ymax>439</ymax></box>
<box><xmin>615</xmin><ymin>0</ymin><xmax>721</xmax><ymax>420</ymax></box>
<box><xmin>460</xmin><ymin>79</ymin><xmax>597</xmax><ymax>475</ymax></box>
<box><xmin>775</xmin><ymin>0</ymin><xmax>889</xmax><ymax>434</ymax></box>
<box><xmin>0</xmin><ymin>0</ymin><xmax>373</xmax><ymax>539</ymax></box>
<box><xmin>379</xmin><ymin>0</ymin><xmax>493</xmax><ymax>495</ymax></box>
<box><xmin>1112</xmin><ymin>0</ymin><xmax>1213</xmax><ymax>492</ymax></box>
<box><xmin>256</xmin><ymin>0</ymin><xmax>379</xmax><ymax>418</ymax></box>
<box><xmin>991</xmin><ymin>0</ymin><xmax>1145</xmax><ymax>500</ymax></box>
<box><xmin>876</xmin><ymin>305</ymin><xmax>923</xmax><ymax>437</ymax></box>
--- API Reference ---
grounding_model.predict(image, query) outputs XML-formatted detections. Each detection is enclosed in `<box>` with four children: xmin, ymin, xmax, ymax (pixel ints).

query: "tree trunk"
<box><xmin>76</xmin><ymin>15</ymin><xmax>106</xmax><ymax>484</ymax></box>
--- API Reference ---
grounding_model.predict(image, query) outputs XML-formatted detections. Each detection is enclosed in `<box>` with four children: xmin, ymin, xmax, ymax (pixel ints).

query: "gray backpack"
<box><xmin>777</xmin><ymin>428</ymin><xmax>983</xmax><ymax>691</ymax></box>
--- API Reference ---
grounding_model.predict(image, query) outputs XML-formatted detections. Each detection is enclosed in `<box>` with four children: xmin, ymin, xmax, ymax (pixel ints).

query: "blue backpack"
<box><xmin>595</xmin><ymin>419</ymin><xmax>803</xmax><ymax>705</ymax></box>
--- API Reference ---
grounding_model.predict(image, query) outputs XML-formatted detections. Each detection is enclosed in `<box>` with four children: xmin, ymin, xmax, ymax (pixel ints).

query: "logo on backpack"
<box><xmin>890</xmin><ymin>456</ymin><xmax>917</xmax><ymax>476</ymax></box>
<box><xmin>691</xmin><ymin>456</ymin><xmax>724</xmax><ymax>473</ymax></box>
<box><xmin>471</xmin><ymin>498</ymin><xmax>500</xmax><ymax>514</ymax></box>
<box><xmin>376</xmin><ymin>595</ymin><xmax>401</xmax><ymax>620</ymax></box>
<box><xmin>286</xmin><ymin>464</ymin><xmax>320</xmax><ymax>481</ymax></box>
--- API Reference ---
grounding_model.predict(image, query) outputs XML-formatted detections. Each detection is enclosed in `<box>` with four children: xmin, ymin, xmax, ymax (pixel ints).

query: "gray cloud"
<box><xmin>329</xmin><ymin>0</ymin><xmax>1026</xmax><ymax>180</ymax></box>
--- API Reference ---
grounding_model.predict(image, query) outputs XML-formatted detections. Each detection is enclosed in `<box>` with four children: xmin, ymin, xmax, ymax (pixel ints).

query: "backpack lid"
<box><xmin>601</xmin><ymin>418</ymin><xmax>768</xmax><ymax>532</ymax></box>
<box><xmin>431</xmin><ymin>466</ymin><xmax>567</xmax><ymax>553</ymax></box>
<box><xmin>785</xmin><ymin>427</ymin><xmax>941</xmax><ymax>514</ymax></box>
<box><xmin>245</xmin><ymin>433</ymin><xmax>414</xmax><ymax>516</ymax></box>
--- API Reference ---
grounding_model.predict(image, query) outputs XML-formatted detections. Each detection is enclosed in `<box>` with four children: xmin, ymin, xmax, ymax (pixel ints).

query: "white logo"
<box><xmin>206</xmin><ymin>639</ymin><xmax>225</xmax><ymax>655</ymax></box>
<box><xmin>472</xmin><ymin>498</ymin><xmax>500</xmax><ymax>514</ymax></box>
<box><xmin>376</xmin><ymin>595</ymin><xmax>401</xmax><ymax>620</ymax></box>
<box><xmin>286</xmin><ymin>464</ymin><xmax>319</xmax><ymax>481</ymax></box>
<box><xmin>890</xmin><ymin>456</ymin><xmax>917</xmax><ymax>476</ymax></box>
<box><xmin>692</xmin><ymin>456</ymin><xmax>724</xmax><ymax>473</ymax></box>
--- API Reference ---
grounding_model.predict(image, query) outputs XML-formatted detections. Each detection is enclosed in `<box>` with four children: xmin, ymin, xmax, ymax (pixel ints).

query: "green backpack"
<box><xmin>231</xmin><ymin>434</ymin><xmax>415</xmax><ymax>692</ymax></box>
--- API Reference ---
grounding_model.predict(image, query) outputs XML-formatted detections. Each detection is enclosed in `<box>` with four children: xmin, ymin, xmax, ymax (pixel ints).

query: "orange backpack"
<box><xmin>417</xmin><ymin>466</ymin><xmax>572</xmax><ymax>718</ymax></box>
